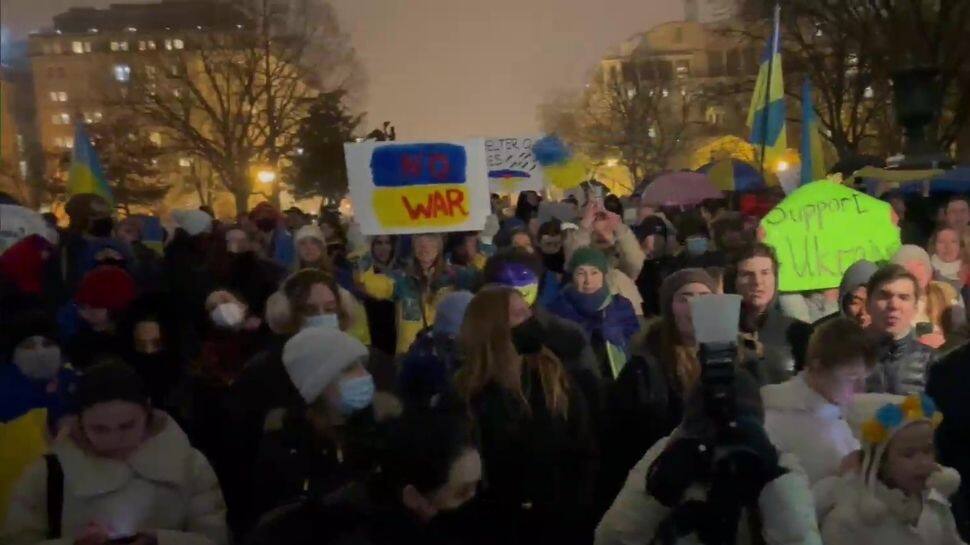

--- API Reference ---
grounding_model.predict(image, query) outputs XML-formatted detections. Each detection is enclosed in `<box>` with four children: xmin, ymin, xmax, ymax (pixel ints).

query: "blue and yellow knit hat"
<box><xmin>860</xmin><ymin>393</ymin><xmax>943</xmax><ymax>446</ymax></box>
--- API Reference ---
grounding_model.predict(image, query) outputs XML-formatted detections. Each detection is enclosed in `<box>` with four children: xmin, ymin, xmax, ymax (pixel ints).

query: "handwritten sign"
<box><xmin>0</xmin><ymin>204</ymin><xmax>57</xmax><ymax>254</ymax></box>
<box><xmin>485</xmin><ymin>136</ymin><xmax>544</xmax><ymax>192</ymax></box>
<box><xmin>760</xmin><ymin>181</ymin><xmax>900</xmax><ymax>292</ymax></box>
<box><xmin>345</xmin><ymin>140</ymin><xmax>490</xmax><ymax>235</ymax></box>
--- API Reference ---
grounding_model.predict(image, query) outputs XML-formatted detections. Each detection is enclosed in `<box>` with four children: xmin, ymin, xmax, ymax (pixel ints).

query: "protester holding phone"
<box><xmin>1</xmin><ymin>361</ymin><xmax>227</xmax><ymax>545</ymax></box>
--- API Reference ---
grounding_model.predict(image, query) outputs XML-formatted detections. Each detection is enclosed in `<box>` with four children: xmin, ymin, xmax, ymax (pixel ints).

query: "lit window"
<box><xmin>111</xmin><ymin>41</ymin><xmax>129</xmax><ymax>52</ymax></box>
<box><xmin>84</xmin><ymin>42</ymin><xmax>92</xmax><ymax>53</ymax></box>
<box><xmin>164</xmin><ymin>39</ymin><xmax>173</xmax><ymax>50</ymax></box>
<box><xmin>51</xmin><ymin>113</ymin><xmax>70</xmax><ymax>125</ymax></box>
<box><xmin>173</xmin><ymin>89</ymin><xmax>181</xmax><ymax>98</ymax></box>
<box><xmin>139</xmin><ymin>41</ymin><xmax>147</xmax><ymax>51</ymax></box>
<box><xmin>50</xmin><ymin>91</ymin><xmax>68</xmax><ymax>102</ymax></box>
<box><xmin>173</xmin><ymin>39</ymin><xmax>184</xmax><ymax>50</ymax></box>
<box><xmin>114</xmin><ymin>64</ymin><xmax>132</xmax><ymax>82</ymax></box>
<box><xmin>179</xmin><ymin>157</ymin><xmax>192</xmax><ymax>167</ymax></box>
<box><xmin>864</xmin><ymin>86</ymin><xmax>874</xmax><ymax>99</ymax></box>
<box><xmin>149</xmin><ymin>132</ymin><xmax>162</xmax><ymax>146</ymax></box>
<box><xmin>72</xmin><ymin>41</ymin><xmax>84</xmax><ymax>54</ymax></box>
<box><xmin>661</xmin><ymin>88</ymin><xmax>670</xmax><ymax>98</ymax></box>
<box><xmin>647</xmin><ymin>127</ymin><xmax>657</xmax><ymax>138</ymax></box>
<box><xmin>18</xmin><ymin>160</ymin><xmax>28</xmax><ymax>179</ymax></box>
<box><xmin>84</xmin><ymin>111</ymin><xmax>104</xmax><ymax>123</ymax></box>
<box><xmin>148</xmin><ymin>40</ymin><xmax>156</xmax><ymax>50</ymax></box>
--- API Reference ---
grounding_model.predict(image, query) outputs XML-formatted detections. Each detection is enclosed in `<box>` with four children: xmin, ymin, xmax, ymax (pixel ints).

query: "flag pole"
<box><xmin>760</xmin><ymin>3</ymin><xmax>780</xmax><ymax>176</ymax></box>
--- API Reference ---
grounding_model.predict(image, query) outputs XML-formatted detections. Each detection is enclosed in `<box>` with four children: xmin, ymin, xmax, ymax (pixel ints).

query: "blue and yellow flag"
<box><xmin>800</xmin><ymin>78</ymin><xmax>827</xmax><ymax>185</ymax></box>
<box><xmin>747</xmin><ymin>4</ymin><xmax>787</xmax><ymax>171</ymax></box>
<box><xmin>67</xmin><ymin>123</ymin><xmax>114</xmax><ymax>207</ymax></box>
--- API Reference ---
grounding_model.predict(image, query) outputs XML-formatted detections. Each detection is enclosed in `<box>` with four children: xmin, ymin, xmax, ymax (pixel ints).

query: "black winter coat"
<box><xmin>470</xmin><ymin>368</ymin><xmax>598</xmax><ymax>545</ymax></box>
<box><xmin>927</xmin><ymin>343</ymin><xmax>970</xmax><ymax>541</ymax></box>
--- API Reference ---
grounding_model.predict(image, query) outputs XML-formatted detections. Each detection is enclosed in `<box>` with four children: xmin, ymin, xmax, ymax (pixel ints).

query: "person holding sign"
<box><xmin>359</xmin><ymin>234</ymin><xmax>474</xmax><ymax>355</ymax></box>
<box><xmin>863</xmin><ymin>265</ymin><xmax>936</xmax><ymax>396</ymax></box>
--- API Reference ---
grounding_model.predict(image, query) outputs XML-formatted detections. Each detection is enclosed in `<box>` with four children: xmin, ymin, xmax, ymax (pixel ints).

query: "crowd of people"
<box><xmin>0</xmin><ymin>185</ymin><xmax>968</xmax><ymax>545</ymax></box>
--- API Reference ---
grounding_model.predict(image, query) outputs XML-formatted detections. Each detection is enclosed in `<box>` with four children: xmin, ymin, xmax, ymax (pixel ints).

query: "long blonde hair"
<box><xmin>455</xmin><ymin>286</ymin><xmax>571</xmax><ymax>418</ymax></box>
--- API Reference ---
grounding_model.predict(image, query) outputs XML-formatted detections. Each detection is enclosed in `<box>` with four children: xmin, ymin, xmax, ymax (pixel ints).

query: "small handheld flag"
<box><xmin>67</xmin><ymin>123</ymin><xmax>115</xmax><ymax>207</ymax></box>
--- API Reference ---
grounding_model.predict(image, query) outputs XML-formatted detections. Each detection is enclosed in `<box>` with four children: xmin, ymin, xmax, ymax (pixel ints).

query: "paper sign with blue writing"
<box><xmin>485</xmin><ymin>136</ymin><xmax>545</xmax><ymax>192</ymax></box>
<box><xmin>760</xmin><ymin>180</ymin><xmax>900</xmax><ymax>292</ymax></box>
<box><xmin>345</xmin><ymin>140</ymin><xmax>490</xmax><ymax>235</ymax></box>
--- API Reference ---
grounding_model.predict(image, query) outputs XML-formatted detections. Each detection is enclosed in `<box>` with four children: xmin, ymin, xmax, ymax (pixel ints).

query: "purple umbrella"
<box><xmin>640</xmin><ymin>172</ymin><xmax>724</xmax><ymax>207</ymax></box>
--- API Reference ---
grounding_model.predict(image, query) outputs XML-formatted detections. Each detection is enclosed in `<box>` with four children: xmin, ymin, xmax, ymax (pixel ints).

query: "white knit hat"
<box><xmin>283</xmin><ymin>327</ymin><xmax>368</xmax><ymax>403</ymax></box>
<box><xmin>172</xmin><ymin>209</ymin><xmax>213</xmax><ymax>237</ymax></box>
<box><xmin>294</xmin><ymin>224</ymin><xmax>326</xmax><ymax>245</ymax></box>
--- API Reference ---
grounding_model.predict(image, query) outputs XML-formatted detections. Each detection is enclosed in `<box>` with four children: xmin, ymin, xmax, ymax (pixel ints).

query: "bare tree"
<box><xmin>130</xmin><ymin>0</ymin><xmax>363</xmax><ymax>214</ymax></box>
<box><xmin>740</xmin><ymin>0</ymin><xmax>970</xmax><ymax>159</ymax></box>
<box><xmin>541</xmin><ymin>69</ymin><xmax>696</xmax><ymax>181</ymax></box>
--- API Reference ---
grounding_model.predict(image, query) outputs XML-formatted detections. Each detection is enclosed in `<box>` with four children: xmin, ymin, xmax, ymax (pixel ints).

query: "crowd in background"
<box><xmin>0</xmin><ymin>184</ymin><xmax>968</xmax><ymax>545</ymax></box>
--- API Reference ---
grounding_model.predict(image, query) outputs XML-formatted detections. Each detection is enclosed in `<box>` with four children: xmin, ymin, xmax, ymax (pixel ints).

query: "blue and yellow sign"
<box><xmin>346</xmin><ymin>140</ymin><xmax>490</xmax><ymax>235</ymax></box>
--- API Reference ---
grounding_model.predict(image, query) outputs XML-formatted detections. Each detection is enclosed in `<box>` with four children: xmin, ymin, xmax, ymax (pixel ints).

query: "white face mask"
<box><xmin>13</xmin><ymin>340</ymin><xmax>62</xmax><ymax>381</ymax></box>
<box><xmin>303</xmin><ymin>313</ymin><xmax>340</xmax><ymax>330</ymax></box>
<box><xmin>211</xmin><ymin>302</ymin><xmax>245</xmax><ymax>329</ymax></box>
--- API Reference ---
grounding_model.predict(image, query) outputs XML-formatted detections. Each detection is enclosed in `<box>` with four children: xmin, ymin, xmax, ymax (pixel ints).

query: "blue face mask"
<box><xmin>303</xmin><ymin>313</ymin><xmax>339</xmax><ymax>330</ymax></box>
<box><xmin>338</xmin><ymin>374</ymin><xmax>375</xmax><ymax>415</ymax></box>
<box><xmin>685</xmin><ymin>237</ymin><xmax>709</xmax><ymax>257</ymax></box>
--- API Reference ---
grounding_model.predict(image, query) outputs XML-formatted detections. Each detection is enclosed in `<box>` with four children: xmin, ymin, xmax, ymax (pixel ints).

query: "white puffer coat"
<box><xmin>1</xmin><ymin>411</ymin><xmax>227</xmax><ymax>545</ymax></box>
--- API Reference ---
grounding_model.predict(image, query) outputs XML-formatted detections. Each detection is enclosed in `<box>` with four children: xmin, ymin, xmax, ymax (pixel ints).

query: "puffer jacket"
<box><xmin>1</xmin><ymin>412</ymin><xmax>227</xmax><ymax>545</ymax></box>
<box><xmin>821</xmin><ymin>472</ymin><xmax>965</xmax><ymax>545</ymax></box>
<box><xmin>762</xmin><ymin>373</ymin><xmax>859</xmax><ymax>486</ymax></box>
<box><xmin>865</xmin><ymin>332</ymin><xmax>935</xmax><ymax>395</ymax></box>
<box><xmin>595</xmin><ymin>435</ymin><xmax>822</xmax><ymax>545</ymax></box>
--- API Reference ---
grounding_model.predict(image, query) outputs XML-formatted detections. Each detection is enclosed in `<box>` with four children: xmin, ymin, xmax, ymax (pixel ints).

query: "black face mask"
<box><xmin>542</xmin><ymin>251</ymin><xmax>565</xmax><ymax>274</ymax></box>
<box><xmin>511</xmin><ymin>316</ymin><xmax>544</xmax><ymax>356</ymax></box>
<box><xmin>256</xmin><ymin>218</ymin><xmax>276</xmax><ymax>233</ymax></box>
<box><xmin>89</xmin><ymin>217</ymin><xmax>115</xmax><ymax>238</ymax></box>
<box><xmin>97</xmin><ymin>257</ymin><xmax>127</xmax><ymax>269</ymax></box>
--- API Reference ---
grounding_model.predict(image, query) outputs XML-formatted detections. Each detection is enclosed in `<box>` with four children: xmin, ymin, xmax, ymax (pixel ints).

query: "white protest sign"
<box><xmin>0</xmin><ymin>204</ymin><xmax>57</xmax><ymax>254</ymax></box>
<box><xmin>485</xmin><ymin>136</ymin><xmax>545</xmax><ymax>193</ymax></box>
<box><xmin>344</xmin><ymin>140</ymin><xmax>490</xmax><ymax>235</ymax></box>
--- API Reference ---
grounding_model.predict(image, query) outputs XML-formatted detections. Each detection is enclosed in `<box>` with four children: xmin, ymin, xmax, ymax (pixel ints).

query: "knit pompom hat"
<box><xmin>849</xmin><ymin>393</ymin><xmax>959</xmax><ymax>523</ymax></box>
<box><xmin>283</xmin><ymin>327</ymin><xmax>369</xmax><ymax>404</ymax></box>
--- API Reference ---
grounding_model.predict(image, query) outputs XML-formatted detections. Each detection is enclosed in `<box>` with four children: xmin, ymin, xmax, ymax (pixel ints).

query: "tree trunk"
<box><xmin>233</xmin><ymin>189</ymin><xmax>250</xmax><ymax>217</ymax></box>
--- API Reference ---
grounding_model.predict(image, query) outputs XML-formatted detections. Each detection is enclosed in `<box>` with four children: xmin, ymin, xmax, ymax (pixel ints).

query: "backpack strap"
<box><xmin>45</xmin><ymin>453</ymin><xmax>64</xmax><ymax>540</ymax></box>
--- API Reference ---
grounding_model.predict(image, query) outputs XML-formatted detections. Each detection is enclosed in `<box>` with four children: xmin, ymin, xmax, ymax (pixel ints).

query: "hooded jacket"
<box><xmin>2</xmin><ymin>412</ymin><xmax>227</xmax><ymax>545</ymax></box>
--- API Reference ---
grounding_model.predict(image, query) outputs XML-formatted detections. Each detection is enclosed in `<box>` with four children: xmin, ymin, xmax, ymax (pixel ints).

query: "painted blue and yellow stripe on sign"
<box><xmin>370</xmin><ymin>144</ymin><xmax>471</xmax><ymax>228</ymax></box>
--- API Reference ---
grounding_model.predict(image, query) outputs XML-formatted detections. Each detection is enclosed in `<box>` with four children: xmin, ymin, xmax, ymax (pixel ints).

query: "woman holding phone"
<box><xmin>2</xmin><ymin>361</ymin><xmax>227</xmax><ymax>545</ymax></box>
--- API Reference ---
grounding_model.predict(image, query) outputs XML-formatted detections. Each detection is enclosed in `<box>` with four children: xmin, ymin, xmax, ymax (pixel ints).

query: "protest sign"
<box><xmin>760</xmin><ymin>180</ymin><xmax>900</xmax><ymax>292</ymax></box>
<box><xmin>0</xmin><ymin>204</ymin><xmax>57</xmax><ymax>254</ymax></box>
<box><xmin>485</xmin><ymin>136</ymin><xmax>544</xmax><ymax>192</ymax></box>
<box><xmin>345</xmin><ymin>140</ymin><xmax>490</xmax><ymax>235</ymax></box>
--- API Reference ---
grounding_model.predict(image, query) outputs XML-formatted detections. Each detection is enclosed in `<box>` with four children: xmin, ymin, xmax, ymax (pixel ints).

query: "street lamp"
<box><xmin>775</xmin><ymin>160</ymin><xmax>790</xmax><ymax>173</ymax></box>
<box><xmin>257</xmin><ymin>169</ymin><xmax>277</xmax><ymax>184</ymax></box>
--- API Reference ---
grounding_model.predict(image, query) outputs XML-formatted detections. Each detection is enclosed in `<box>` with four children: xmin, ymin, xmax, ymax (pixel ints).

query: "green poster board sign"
<box><xmin>761</xmin><ymin>181</ymin><xmax>901</xmax><ymax>292</ymax></box>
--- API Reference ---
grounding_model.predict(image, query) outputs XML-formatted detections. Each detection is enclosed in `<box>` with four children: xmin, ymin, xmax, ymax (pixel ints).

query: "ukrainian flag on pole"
<box><xmin>800</xmin><ymin>78</ymin><xmax>827</xmax><ymax>185</ymax></box>
<box><xmin>67</xmin><ymin>123</ymin><xmax>114</xmax><ymax>207</ymax></box>
<box><xmin>747</xmin><ymin>3</ymin><xmax>787</xmax><ymax>173</ymax></box>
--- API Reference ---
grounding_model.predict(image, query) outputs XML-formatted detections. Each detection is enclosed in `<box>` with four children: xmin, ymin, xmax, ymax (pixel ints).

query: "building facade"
<box><xmin>28</xmin><ymin>1</ymin><xmax>246</xmax><ymax>157</ymax></box>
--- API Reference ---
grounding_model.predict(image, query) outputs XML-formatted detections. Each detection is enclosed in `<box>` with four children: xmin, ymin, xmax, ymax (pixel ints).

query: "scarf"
<box><xmin>564</xmin><ymin>285</ymin><xmax>611</xmax><ymax>318</ymax></box>
<box><xmin>930</xmin><ymin>254</ymin><xmax>961</xmax><ymax>281</ymax></box>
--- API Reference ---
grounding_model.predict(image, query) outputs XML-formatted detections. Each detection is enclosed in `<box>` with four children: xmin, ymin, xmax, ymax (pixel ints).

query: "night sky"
<box><xmin>2</xmin><ymin>0</ymin><xmax>682</xmax><ymax>138</ymax></box>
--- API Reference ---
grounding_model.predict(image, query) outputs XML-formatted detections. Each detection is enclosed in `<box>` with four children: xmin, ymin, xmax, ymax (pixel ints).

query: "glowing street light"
<box><xmin>775</xmin><ymin>160</ymin><xmax>790</xmax><ymax>173</ymax></box>
<box><xmin>257</xmin><ymin>169</ymin><xmax>277</xmax><ymax>184</ymax></box>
